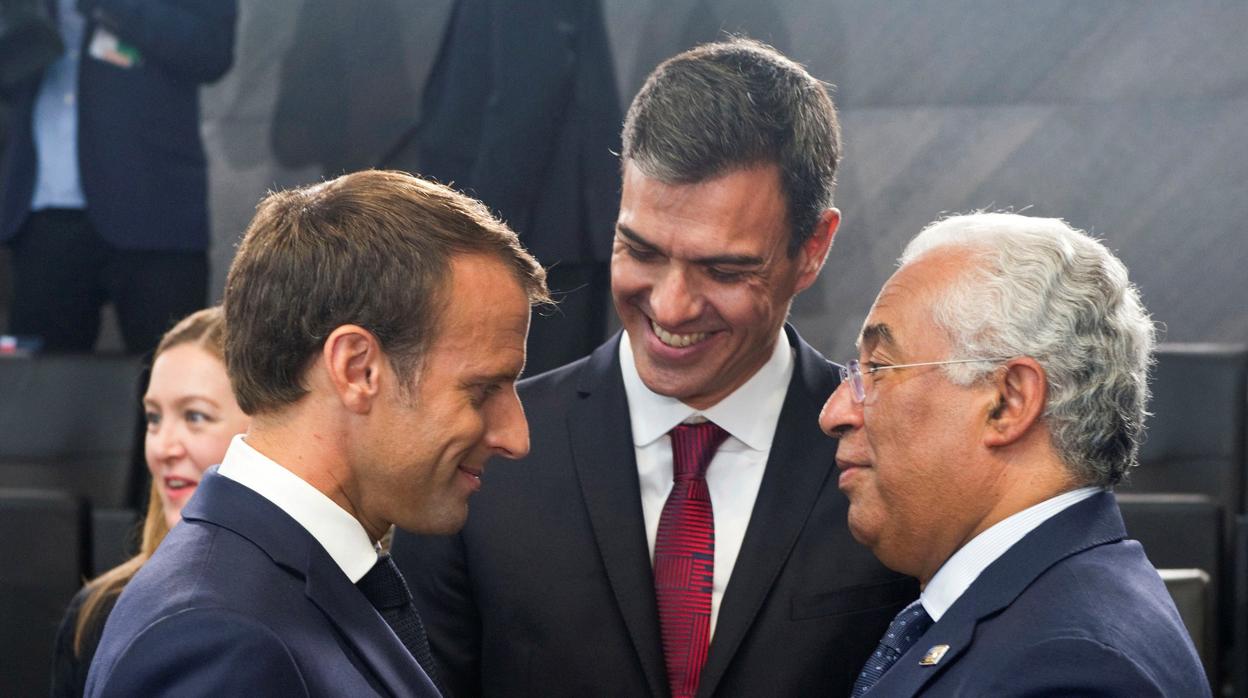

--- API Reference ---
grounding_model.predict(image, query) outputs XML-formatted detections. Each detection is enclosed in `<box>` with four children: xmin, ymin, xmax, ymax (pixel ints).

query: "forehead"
<box><xmin>860</xmin><ymin>250</ymin><xmax>964</xmax><ymax>358</ymax></box>
<box><xmin>147</xmin><ymin>344</ymin><xmax>229</xmax><ymax>396</ymax></box>
<box><xmin>424</xmin><ymin>254</ymin><xmax>530</xmax><ymax>372</ymax></box>
<box><xmin>617</xmin><ymin>160</ymin><xmax>789</xmax><ymax>255</ymax></box>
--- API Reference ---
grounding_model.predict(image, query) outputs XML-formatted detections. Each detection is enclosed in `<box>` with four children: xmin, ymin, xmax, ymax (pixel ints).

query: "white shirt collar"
<box><xmin>920</xmin><ymin>485</ymin><xmax>1102</xmax><ymax>621</ymax></box>
<box><xmin>216</xmin><ymin>435</ymin><xmax>378</xmax><ymax>583</ymax></box>
<box><xmin>619</xmin><ymin>327</ymin><xmax>794</xmax><ymax>450</ymax></box>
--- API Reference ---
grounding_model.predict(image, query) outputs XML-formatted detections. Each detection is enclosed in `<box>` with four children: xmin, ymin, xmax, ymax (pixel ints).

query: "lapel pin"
<box><xmin>919</xmin><ymin>644</ymin><xmax>950</xmax><ymax>666</ymax></box>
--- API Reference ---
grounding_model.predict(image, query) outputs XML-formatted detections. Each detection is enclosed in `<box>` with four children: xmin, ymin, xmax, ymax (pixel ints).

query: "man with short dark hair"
<box><xmin>821</xmin><ymin>212</ymin><xmax>1209</xmax><ymax>696</ymax></box>
<box><xmin>85</xmin><ymin>170</ymin><xmax>549</xmax><ymax>696</ymax></box>
<box><xmin>394</xmin><ymin>38</ymin><xmax>913</xmax><ymax>698</ymax></box>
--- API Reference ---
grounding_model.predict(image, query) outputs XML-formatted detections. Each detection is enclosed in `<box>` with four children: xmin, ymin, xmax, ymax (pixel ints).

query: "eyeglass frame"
<box><xmin>838</xmin><ymin>357</ymin><xmax>1012</xmax><ymax>403</ymax></box>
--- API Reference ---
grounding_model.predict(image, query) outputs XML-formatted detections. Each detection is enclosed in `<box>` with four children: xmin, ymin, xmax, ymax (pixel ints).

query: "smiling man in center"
<box><xmin>394</xmin><ymin>37</ymin><xmax>915</xmax><ymax>698</ymax></box>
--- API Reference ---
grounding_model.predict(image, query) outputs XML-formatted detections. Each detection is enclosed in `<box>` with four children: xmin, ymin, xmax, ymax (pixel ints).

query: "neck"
<box><xmin>916</xmin><ymin>453</ymin><xmax>1076</xmax><ymax>588</ymax></box>
<box><xmin>245</xmin><ymin>412</ymin><xmax>380</xmax><ymax>542</ymax></box>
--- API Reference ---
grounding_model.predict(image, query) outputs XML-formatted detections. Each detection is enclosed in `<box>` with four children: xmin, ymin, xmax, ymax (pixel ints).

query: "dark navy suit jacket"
<box><xmin>84</xmin><ymin>471</ymin><xmax>440</xmax><ymax>697</ymax></box>
<box><xmin>393</xmin><ymin>327</ymin><xmax>916</xmax><ymax>697</ymax></box>
<box><xmin>870</xmin><ymin>491</ymin><xmax>1210</xmax><ymax>697</ymax></box>
<box><xmin>0</xmin><ymin>0</ymin><xmax>236</xmax><ymax>251</ymax></box>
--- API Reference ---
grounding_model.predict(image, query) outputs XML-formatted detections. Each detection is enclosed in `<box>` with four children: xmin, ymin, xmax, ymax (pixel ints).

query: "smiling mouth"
<box><xmin>165</xmin><ymin>476</ymin><xmax>198</xmax><ymax>492</ymax></box>
<box><xmin>651</xmin><ymin>319</ymin><xmax>710</xmax><ymax>348</ymax></box>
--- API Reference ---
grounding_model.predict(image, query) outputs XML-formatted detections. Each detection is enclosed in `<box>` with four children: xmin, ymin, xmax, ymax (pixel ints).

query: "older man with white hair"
<box><xmin>820</xmin><ymin>212</ymin><xmax>1209</xmax><ymax>696</ymax></box>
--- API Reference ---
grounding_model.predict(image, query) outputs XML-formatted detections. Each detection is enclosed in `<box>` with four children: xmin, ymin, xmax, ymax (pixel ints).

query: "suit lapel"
<box><xmin>697</xmin><ymin>327</ymin><xmax>841</xmax><ymax>698</ymax></box>
<box><xmin>302</xmin><ymin>558</ymin><xmax>439</xmax><ymax>697</ymax></box>
<box><xmin>568</xmin><ymin>336</ymin><xmax>669</xmax><ymax>698</ymax></box>
<box><xmin>185</xmin><ymin>472</ymin><xmax>437</xmax><ymax>697</ymax></box>
<box><xmin>870</xmin><ymin>492</ymin><xmax>1127</xmax><ymax>695</ymax></box>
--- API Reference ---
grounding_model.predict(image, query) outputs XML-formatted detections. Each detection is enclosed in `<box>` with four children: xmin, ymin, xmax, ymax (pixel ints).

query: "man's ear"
<box><xmin>794</xmin><ymin>208</ymin><xmax>840</xmax><ymax>293</ymax></box>
<box><xmin>322</xmin><ymin>324</ymin><xmax>385</xmax><ymax>414</ymax></box>
<box><xmin>983</xmin><ymin>357</ymin><xmax>1047</xmax><ymax>448</ymax></box>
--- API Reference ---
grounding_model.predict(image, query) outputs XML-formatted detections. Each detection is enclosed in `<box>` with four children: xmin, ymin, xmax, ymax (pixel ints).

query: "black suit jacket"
<box><xmin>405</xmin><ymin>0</ymin><xmax>621</xmax><ymax>266</ymax></box>
<box><xmin>0</xmin><ymin>0</ymin><xmax>235</xmax><ymax>251</ymax></box>
<box><xmin>869</xmin><ymin>492</ymin><xmax>1209</xmax><ymax>697</ymax></box>
<box><xmin>393</xmin><ymin>327</ymin><xmax>915</xmax><ymax>697</ymax></box>
<box><xmin>85</xmin><ymin>471</ymin><xmax>440</xmax><ymax>697</ymax></box>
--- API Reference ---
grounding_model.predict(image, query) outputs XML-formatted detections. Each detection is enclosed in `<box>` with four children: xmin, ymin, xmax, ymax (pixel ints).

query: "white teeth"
<box><xmin>651</xmin><ymin>320</ymin><xmax>709</xmax><ymax>348</ymax></box>
<box><xmin>167</xmin><ymin>477</ymin><xmax>195</xmax><ymax>490</ymax></box>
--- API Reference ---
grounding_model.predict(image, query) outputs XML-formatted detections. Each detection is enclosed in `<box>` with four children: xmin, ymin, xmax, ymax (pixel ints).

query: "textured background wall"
<box><xmin>13</xmin><ymin>0</ymin><xmax>1241</xmax><ymax>355</ymax></box>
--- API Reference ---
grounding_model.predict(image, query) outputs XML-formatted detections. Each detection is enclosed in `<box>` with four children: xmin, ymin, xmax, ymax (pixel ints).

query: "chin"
<box><xmin>401</xmin><ymin>509</ymin><xmax>468</xmax><ymax>536</ymax></box>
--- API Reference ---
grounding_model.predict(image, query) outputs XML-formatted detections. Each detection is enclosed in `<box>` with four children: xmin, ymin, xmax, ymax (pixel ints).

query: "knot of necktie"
<box><xmin>670</xmin><ymin>421</ymin><xmax>729</xmax><ymax>482</ymax></box>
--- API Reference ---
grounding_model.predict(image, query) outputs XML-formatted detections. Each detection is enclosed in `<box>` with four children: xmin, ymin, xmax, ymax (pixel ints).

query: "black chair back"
<box><xmin>0</xmin><ymin>488</ymin><xmax>87</xmax><ymax>697</ymax></box>
<box><xmin>0</xmin><ymin>354</ymin><xmax>143</xmax><ymax>508</ymax></box>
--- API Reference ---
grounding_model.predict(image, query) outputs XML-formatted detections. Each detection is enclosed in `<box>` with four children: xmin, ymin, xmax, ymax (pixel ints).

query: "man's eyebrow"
<box><xmin>859</xmin><ymin>323</ymin><xmax>897</xmax><ymax>353</ymax></box>
<box><xmin>616</xmin><ymin>224</ymin><xmax>764</xmax><ymax>267</ymax></box>
<box><xmin>616</xmin><ymin>225</ymin><xmax>659</xmax><ymax>251</ymax></box>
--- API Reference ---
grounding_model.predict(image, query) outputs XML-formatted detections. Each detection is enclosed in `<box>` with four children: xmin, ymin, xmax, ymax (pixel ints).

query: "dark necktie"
<box><xmin>357</xmin><ymin>554</ymin><xmax>442</xmax><ymax>694</ymax></box>
<box><xmin>851</xmin><ymin>599</ymin><xmax>934</xmax><ymax>696</ymax></box>
<box><xmin>655</xmin><ymin>421</ymin><xmax>730</xmax><ymax>698</ymax></box>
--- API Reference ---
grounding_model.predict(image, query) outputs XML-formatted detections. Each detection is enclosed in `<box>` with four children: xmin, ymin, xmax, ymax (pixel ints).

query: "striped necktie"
<box><xmin>655</xmin><ymin>421</ymin><xmax>729</xmax><ymax>698</ymax></box>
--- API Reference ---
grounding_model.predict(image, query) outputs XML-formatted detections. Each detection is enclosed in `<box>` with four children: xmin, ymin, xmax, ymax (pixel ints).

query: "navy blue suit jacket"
<box><xmin>0</xmin><ymin>0</ymin><xmax>236</xmax><ymax>251</ymax></box>
<box><xmin>84</xmin><ymin>471</ymin><xmax>440</xmax><ymax>697</ymax></box>
<box><xmin>870</xmin><ymin>491</ymin><xmax>1209</xmax><ymax>697</ymax></box>
<box><xmin>392</xmin><ymin>327</ymin><xmax>916</xmax><ymax>698</ymax></box>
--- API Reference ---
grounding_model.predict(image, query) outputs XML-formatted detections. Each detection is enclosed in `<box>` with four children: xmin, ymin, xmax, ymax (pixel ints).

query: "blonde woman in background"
<box><xmin>51</xmin><ymin>307</ymin><xmax>249</xmax><ymax>696</ymax></box>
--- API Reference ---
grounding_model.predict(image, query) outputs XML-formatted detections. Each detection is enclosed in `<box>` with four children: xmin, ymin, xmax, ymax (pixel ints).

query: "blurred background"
<box><xmin>4</xmin><ymin>0</ymin><xmax>1245</xmax><ymax>356</ymax></box>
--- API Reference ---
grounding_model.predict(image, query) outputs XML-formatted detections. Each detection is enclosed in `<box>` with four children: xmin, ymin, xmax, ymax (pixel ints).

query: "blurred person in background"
<box><xmin>50</xmin><ymin>306</ymin><xmax>247</xmax><ymax>697</ymax></box>
<box><xmin>0</xmin><ymin>0</ymin><xmax>235</xmax><ymax>354</ymax></box>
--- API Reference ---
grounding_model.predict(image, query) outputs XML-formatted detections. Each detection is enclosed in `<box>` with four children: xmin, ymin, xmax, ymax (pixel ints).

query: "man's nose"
<box><xmin>649</xmin><ymin>267</ymin><xmax>702</xmax><ymax>327</ymax></box>
<box><xmin>487</xmin><ymin>390</ymin><xmax>530</xmax><ymax>460</ymax></box>
<box><xmin>819</xmin><ymin>381</ymin><xmax>863</xmax><ymax>438</ymax></box>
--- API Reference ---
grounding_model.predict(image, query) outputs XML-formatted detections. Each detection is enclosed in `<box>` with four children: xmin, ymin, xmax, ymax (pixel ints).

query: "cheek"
<box><xmin>186</xmin><ymin>431</ymin><xmax>235</xmax><ymax>472</ymax></box>
<box><xmin>610</xmin><ymin>258</ymin><xmax>647</xmax><ymax>299</ymax></box>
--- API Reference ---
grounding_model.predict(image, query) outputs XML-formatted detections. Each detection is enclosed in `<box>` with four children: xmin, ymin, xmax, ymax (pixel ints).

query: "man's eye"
<box><xmin>864</xmin><ymin>362</ymin><xmax>889</xmax><ymax>374</ymax></box>
<box><xmin>707</xmin><ymin>267</ymin><xmax>745</xmax><ymax>282</ymax></box>
<box><xmin>471</xmin><ymin>384</ymin><xmax>501</xmax><ymax>407</ymax></box>
<box><xmin>626</xmin><ymin>246</ymin><xmax>657</xmax><ymax>262</ymax></box>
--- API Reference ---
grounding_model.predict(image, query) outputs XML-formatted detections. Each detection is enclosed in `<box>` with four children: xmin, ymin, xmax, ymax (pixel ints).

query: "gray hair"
<box><xmin>898</xmin><ymin>212</ymin><xmax>1156</xmax><ymax>487</ymax></box>
<box><xmin>621</xmin><ymin>37</ymin><xmax>840</xmax><ymax>257</ymax></box>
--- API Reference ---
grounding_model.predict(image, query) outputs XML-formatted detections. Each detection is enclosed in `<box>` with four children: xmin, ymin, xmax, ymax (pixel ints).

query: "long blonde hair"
<box><xmin>73</xmin><ymin>307</ymin><xmax>227</xmax><ymax>655</ymax></box>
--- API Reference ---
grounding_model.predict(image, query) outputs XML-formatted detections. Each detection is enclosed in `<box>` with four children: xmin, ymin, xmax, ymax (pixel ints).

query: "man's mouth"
<box><xmin>651</xmin><ymin>319</ymin><xmax>709</xmax><ymax>348</ymax></box>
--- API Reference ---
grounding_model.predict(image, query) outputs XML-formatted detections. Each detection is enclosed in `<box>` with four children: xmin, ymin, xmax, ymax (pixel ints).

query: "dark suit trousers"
<box><xmin>7</xmin><ymin>209</ymin><xmax>207</xmax><ymax>354</ymax></box>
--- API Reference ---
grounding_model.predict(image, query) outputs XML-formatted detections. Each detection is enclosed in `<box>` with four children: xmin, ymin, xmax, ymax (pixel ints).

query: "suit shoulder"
<box><xmin>973</xmin><ymin>635</ymin><xmax>1208</xmax><ymax>697</ymax></box>
<box><xmin>87</xmin><ymin>607</ymin><xmax>309</xmax><ymax>697</ymax></box>
<box><xmin>518</xmin><ymin>352</ymin><xmax>596</xmax><ymax>404</ymax></box>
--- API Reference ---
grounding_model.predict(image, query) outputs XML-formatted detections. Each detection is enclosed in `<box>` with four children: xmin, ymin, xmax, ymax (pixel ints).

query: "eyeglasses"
<box><xmin>838</xmin><ymin>357</ymin><xmax>1010</xmax><ymax>403</ymax></box>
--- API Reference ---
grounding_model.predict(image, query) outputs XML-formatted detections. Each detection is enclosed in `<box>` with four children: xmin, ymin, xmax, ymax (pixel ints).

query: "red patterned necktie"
<box><xmin>655</xmin><ymin>421</ymin><xmax>730</xmax><ymax>698</ymax></box>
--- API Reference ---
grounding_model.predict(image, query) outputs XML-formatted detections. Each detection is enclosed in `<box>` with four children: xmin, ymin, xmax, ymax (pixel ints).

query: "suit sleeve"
<box><xmin>977</xmin><ymin>636</ymin><xmax>1186</xmax><ymax>698</ymax></box>
<box><xmin>393</xmin><ymin>530</ymin><xmax>483</xmax><ymax>698</ymax></box>
<box><xmin>89</xmin><ymin>607</ymin><xmax>309</xmax><ymax>697</ymax></box>
<box><xmin>82</xmin><ymin>0</ymin><xmax>237</xmax><ymax>83</ymax></box>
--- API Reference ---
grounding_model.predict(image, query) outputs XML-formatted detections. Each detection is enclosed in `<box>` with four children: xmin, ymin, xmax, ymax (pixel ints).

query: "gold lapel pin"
<box><xmin>919</xmin><ymin>644</ymin><xmax>950</xmax><ymax>666</ymax></box>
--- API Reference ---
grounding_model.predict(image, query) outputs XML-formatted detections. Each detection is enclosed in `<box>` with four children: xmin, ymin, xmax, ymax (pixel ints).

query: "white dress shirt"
<box><xmin>621</xmin><ymin>328</ymin><xmax>794</xmax><ymax>637</ymax></box>
<box><xmin>217</xmin><ymin>435</ymin><xmax>378</xmax><ymax>583</ymax></box>
<box><xmin>920</xmin><ymin>486</ymin><xmax>1103</xmax><ymax>621</ymax></box>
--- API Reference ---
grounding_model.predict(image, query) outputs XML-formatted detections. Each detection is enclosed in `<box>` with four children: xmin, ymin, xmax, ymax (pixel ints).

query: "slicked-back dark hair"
<box><xmin>622</xmin><ymin>37</ymin><xmax>840</xmax><ymax>256</ymax></box>
<box><xmin>224</xmin><ymin>170</ymin><xmax>549</xmax><ymax>415</ymax></box>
